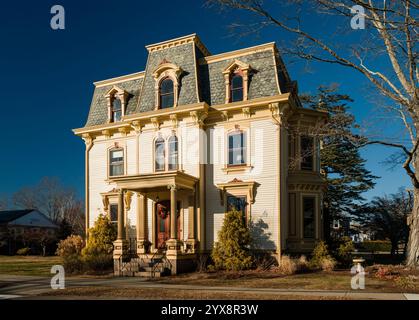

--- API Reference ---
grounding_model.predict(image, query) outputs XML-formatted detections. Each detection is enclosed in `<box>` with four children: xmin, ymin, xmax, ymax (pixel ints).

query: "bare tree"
<box><xmin>12</xmin><ymin>177</ymin><xmax>84</xmax><ymax>235</ymax></box>
<box><xmin>208</xmin><ymin>0</ymin><xmax>418</xmax><ymax>266</ymax></box>
<box><xmin>0</xmin><ymin>197</ymin><xmax>7</xmax><ymax>210</ymax></box>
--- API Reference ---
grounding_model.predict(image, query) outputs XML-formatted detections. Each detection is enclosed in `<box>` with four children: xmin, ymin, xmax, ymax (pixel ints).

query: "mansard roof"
<box><xmin>84</xmin><ymin>34</ymin><xmax>292</xmax><ymax>127</ymax></box>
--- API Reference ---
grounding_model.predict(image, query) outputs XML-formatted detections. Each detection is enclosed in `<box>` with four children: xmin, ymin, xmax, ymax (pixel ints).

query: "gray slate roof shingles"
<box><xmin>84</xmin><ymin>39</ymin><xmax>287</xmax><ymax>128</ymax></box>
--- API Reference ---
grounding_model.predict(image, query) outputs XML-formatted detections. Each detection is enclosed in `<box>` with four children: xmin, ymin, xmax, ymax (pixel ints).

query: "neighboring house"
<box><xmin>349</xmin><ymin>221</ymin><xmax>373</xmax><ymax>243</ymax></box>
<box><xmin>332</xmin><ymin>218</ymin><xmax>372</xmax><ymax>243</ymax></box>
<box><xmin>0</xmin><ymin>209</ymin><xmax>58</xmax><ymax>255</ymax></box>
<box><xmin>73</xmin><ymin>34</ymin><xmax>327</xmax><ymax>275</ymax></box>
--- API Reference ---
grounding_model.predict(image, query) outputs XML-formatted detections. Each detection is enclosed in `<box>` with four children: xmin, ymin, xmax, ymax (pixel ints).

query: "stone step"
<box><xmin>140</xmin><ymin>266</ymin><xmax>166</xmax><ymax>272</ymax></box>
<box><xmin>135</xmin><ymin>271</ymin><xmax>164</xmax><ymax>278</ymax></box>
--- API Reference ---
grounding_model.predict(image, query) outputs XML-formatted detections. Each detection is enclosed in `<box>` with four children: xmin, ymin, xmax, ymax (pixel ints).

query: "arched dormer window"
<box><xmin>155</xmin><ymin>136</ymin><xmax>165</xmax><ymax>172</ymax></box>
<box><xmin>159</xmin><ymin>78</ymin><xmax>174</xmax><ymax>109</ymax></box>
<box><xmin>105</xmin><ymin>86</ymin><xmax>127</xmax><ymax>123</ymax></box>
<box><xmin>230</xmin><ymin>74</ymin><xmax>244</xmax><ymax>102</ymax></box>
<box><xmin>153</xmin><ymin>60</ymin><xmax>182</xmax><ymax>110</ymax></box>
<box><xmin>168</xmin><ymin>134</ymin><xmax>178</xmax><ymax>170</ymax></box>
<box><xmin>223</xmin><ymin>60</ymin><xmax>251</xmax><ymax>104</ymax></box>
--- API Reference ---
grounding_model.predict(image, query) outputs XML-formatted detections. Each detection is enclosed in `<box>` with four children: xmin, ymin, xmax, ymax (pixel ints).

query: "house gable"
<box><xmin>7</xmin><ymin>210</ymin><xmax>58</xmax><ymax>228</ymax></box>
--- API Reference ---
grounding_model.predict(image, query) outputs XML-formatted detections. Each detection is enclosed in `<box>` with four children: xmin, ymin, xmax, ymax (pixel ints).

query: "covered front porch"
<box><xmin>108</xmin><ymin>171</ymin><xmax>200</xmax><ymax>275</ymax></box>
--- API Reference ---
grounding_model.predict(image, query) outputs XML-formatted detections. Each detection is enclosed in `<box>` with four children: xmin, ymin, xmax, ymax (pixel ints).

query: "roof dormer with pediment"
<box><xmin>82</xmin><ymin>34</ymin><xmax>294</xmax><ymax>128</ymax></box>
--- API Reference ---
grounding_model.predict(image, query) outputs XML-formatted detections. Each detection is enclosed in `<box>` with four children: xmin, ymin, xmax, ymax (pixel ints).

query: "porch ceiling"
<box><xmin>109</xmin><ymin>171</ymin><xmax>198</xmax><ymax>192</ymax></box>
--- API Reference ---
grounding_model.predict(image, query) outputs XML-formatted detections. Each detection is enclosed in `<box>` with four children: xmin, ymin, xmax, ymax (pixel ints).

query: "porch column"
<box><xmin>117</xmin><ymin>189</ymin><xmax>125</xmax><ymax>240</ymax></box>
<box><xmin>136</xmin><ymin>192</ymin><xmax>149</xmax><ymax>254</ymax></box>
<box><xmin>188</xmin><ymin>194</ymin><xmax>195</xmax><ymax>240</ymax></box>
<box><xmin>113</xmin><ymin>188</ymin><xmax>128</xmax><ymax>276</ymax></box>
<box><xmin>169</xmin><ymin>184</ymin><xmax>178</xmax><ymax>240</ymax></box>
<box><xmin>166</xmin><ymin>184</ymin><xmax>181</xmax><ymax>255</ymax></box>
<box><xmin>186</xmin><ymin>185</ymin><xmax>198</xmax><ymax>253</ymax></box>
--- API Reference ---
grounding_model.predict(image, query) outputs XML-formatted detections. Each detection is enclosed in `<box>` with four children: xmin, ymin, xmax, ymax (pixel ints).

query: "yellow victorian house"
<box><xmin>73</xmin><ymin>34</ymin><xmax>327</xmax><ymax>276</ymax></box>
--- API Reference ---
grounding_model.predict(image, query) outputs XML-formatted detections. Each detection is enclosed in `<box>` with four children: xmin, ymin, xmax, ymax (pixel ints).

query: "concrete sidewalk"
<box><xmin>0</xmin><ymin>274</ymin><xmax>417</xmax><ymax>300</ymax></box>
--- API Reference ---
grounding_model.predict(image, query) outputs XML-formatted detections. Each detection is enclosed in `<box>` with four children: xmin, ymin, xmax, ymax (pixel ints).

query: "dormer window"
<box><xmin>230</xmin><ymin>74</ymin><xmax>244</xmax><ymax>102</ymax></box>
<box><xmin>159</xmin><ymin>78</ymin><xmax>174</xmax><ymax>109</ymax></box>
<box><xmin>153</xmin><ymin>60</ymin><xmax>182</xmax><ymax>110</ymax></box>
<box><xmin>112</xmin><ymin>97</ymin><xmax>122</xmax><ymax>122</ymax></box>
<box><xmin>223</xmin><ymin>59</ymin><xmax>251</xmax><ymax>104</ymax></box>
<box><xmin>105</xmin><ymin>86</ymin><xmax>127</xmax><ymax>123</ymax></box>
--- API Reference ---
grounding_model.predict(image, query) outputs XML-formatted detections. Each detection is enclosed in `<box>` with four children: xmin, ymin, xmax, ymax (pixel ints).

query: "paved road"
<box><xmin>0</xmin><ymin>274</ymin><xmax>417</xmax><ymax>300</ymax></box>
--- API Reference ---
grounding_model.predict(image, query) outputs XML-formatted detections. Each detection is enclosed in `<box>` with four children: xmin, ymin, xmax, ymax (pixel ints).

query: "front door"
<box><xmin>156</xmin><ymin>201</ymin><xmax>170</xmax><ymax>249</ymax></box>
<box><xmin>156</xmin><ymin>200</ymin><xmax>181</xmax><ymax>249</ymax></box>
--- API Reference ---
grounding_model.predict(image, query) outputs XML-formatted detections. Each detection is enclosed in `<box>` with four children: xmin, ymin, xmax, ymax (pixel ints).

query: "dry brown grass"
<box><xmin>150</xmin><ymin>270</ymin><xmax>419</xmax><ymax>293</ymax></box>
<box><xmin>39</xmin><ymin>286</ymin><xmax>350</xmax><ymax>300</ymax></box>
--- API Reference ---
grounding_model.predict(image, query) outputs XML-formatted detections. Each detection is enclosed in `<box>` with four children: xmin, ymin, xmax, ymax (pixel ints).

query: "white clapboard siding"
<box><xmin>205</xmin><ymin>119</ymin><xmax>279</xmax><ymax>251</ymax></box>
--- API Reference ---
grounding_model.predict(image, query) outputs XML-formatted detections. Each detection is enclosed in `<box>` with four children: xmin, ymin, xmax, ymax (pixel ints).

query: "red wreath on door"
<box><xmin>157</xmin><ymin>205</ymin><xmax>168</xmax><ymax>220</ymax></box>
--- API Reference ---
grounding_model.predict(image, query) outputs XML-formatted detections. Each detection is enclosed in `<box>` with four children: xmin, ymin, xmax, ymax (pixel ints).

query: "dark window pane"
<box><xmin>227</xmin><ymin>196</ymin><xmax>247</xmax><ymax>222</ymax></box>
<box><xmin>160</xmin><ymin>78</ymin><xmax>174</xmax><ymax>109</ymax></box>
<box><xmin>160</xmin><ymin>78</ymin><xmax>173</xmax><ymax>94</ymax></box>
<box><xmin>231</xmin><ymin>89</ymin><xmax>243</xmax><ymax>102</ymax></box>
<box><xmin>160</xmin><ymin>94</ymin><xmax>174</xmax><ymax>109</ymax></box>
<box><xmin>303</xmin><ymin>197</ymin><xmax>315</xmax><ymax>238</ymax></box>
<box><xmin>110</xmin><ymin>204</ymin><xmax>118</xmax><ymax>222</ymax></box>
<box><xmin>230</xmin><ymin>74</ymin><xmax>243</xmax><ymax>102</ymax></box>
<box><xmin>231</xmin><ymin>74</ymin><xmax>243</xmax><ymax>89</ymax></box>
<box><xmin>300</xmin><ymin>136</ymin><xmax>314</xmax><ymax>170</ymax></box>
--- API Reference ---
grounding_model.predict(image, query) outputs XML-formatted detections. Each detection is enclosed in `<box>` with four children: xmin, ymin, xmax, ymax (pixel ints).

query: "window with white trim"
<box><xmin>155</xmin><ymin>137</ymin><xmax>166</xmax><ymax>172</ymax></box>
<box><xmin>168</xmin><ymin>134</ymin><xmax>178</xmax><ymax>170</ymax></box>
<box><xmin>109</xmin><ymin>149</ymin><xmax>124</xmax><ymax>177</ymax></box>
<box><xmin>228</xmin><ymin>131</ymin><xmax>246</xmax><ymax>166</ymax></box>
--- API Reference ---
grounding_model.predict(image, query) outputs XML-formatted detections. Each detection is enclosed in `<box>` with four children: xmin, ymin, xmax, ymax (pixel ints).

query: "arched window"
<box><xmin>159</xmin><ymin>78</ymin><xmax>174</xmax><ymax>109</ymax></box>
<box><xmin>111</xmin><ymin>97</ymin><xmax>122</xmax><ymax>122</ymax></box>
<box><xmin>109</xmin><ymin>148</ymin><xmax>124</xmax><ymax>176</ymax></box>
<box><xmin>228</xmin><ymin>130</ymin><xmax>246</xmax><ymax>166</ymax></box>
<box><xmin>155</xmin><ymin>137</ymin><xmax>166</xmax><ymax>171</ymax></box>
<box><xmin>168</xmin><ymin>134</ymin><xmax>178</xmax><ymax>171</ymax></box>
<box><xmin>230</xmin><ymin>74</ymin><xmax>243</xmax><ymax>102</ymax></box>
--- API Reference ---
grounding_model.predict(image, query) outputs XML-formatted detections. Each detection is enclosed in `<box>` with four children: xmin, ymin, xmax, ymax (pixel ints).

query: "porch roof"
<box><xmin>109</xmin><ymin>171</ymin><xmax>198</xmax><ymax>192</ymax></box>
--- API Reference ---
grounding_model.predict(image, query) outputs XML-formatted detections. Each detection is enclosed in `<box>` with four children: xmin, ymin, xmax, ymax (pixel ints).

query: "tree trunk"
<box><xmin>406</xmin><ymin>188</ymin><xmax>419</xmax><ymax>267</ymax></box>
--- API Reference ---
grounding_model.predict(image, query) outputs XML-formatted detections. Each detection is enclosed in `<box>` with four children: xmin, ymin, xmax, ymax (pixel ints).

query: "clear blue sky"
<box><xmin>0</xmin><ymin>0</ymin><xmax>410</xmax><ymax>200</ymax></box>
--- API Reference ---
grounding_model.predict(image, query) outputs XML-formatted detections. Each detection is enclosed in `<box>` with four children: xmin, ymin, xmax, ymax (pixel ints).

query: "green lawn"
<box><xmin>0</xmin><ymin>255</ymin><xmax>62</xmax><ymax>276</ymax></box>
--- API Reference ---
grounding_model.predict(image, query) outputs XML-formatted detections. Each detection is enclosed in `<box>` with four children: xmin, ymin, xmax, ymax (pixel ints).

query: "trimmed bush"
<box><xmin>56</xmin><ymin>235</ymin><xmax>84</xmax><ymax>273</ymax></box>
<box><xmin>211</xmin><ymin>209</ymin><xmax>253</xmax><ymax>271</ymax></box>
<box><xmin>309</xmin><ymin>241</ymin><xmax>336</xmax><ymax>271</ymax></box>
<box><xmin>16</xmin><ymin>247</ymin><xmax>30</xmax><ymax>256</ymax></box>
<box><xmin>81</xmin><ymin>214</ymin><xmax>116</xmax><ymax>273</ymax></box>
<box><xmin>336</xmin><ymin>237</ymin><xmax>354</xmax><ymax>267</ymax></box>
<box><xmin>360</xmin><ymin>240</ymin><xmax>392</xmax><ymax>253</ymax></box>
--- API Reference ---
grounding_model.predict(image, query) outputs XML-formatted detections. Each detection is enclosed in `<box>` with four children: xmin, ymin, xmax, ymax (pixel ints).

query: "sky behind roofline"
<box><xmin>0</xmin><ymin>0</ymin><xmax>410</xmax><ymax>201</ymax></box>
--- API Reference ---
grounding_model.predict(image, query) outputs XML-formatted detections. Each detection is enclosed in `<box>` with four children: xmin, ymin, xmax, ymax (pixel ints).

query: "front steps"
<box><xmin>119</xmin><ymin>255</ymin><xmax>172</xmax><ymax>278</ymax></box>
